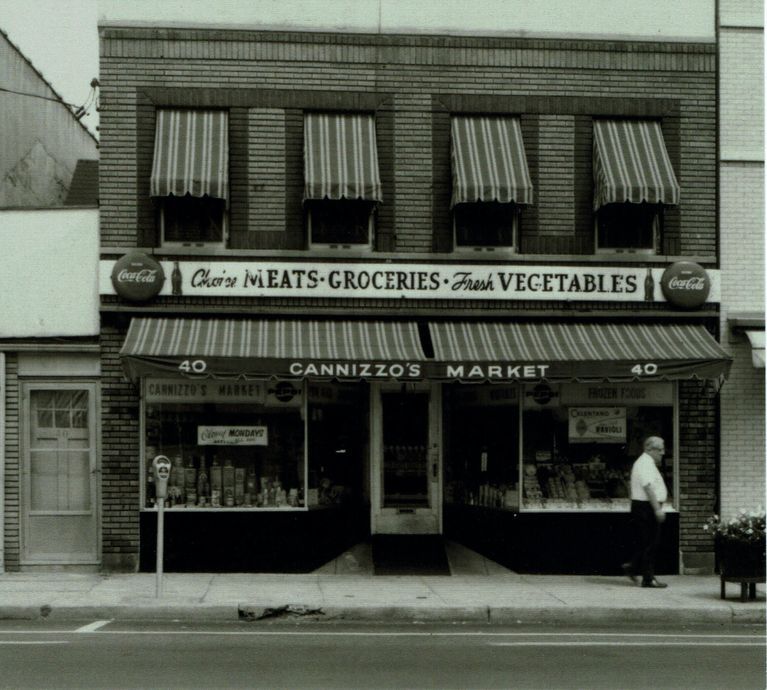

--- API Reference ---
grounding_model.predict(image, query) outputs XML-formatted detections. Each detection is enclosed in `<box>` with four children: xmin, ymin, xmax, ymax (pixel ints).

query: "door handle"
<box><xmin>432</xmin><ymin>462</ymin><xmax>438</xmax><ymax>479</ymax></box>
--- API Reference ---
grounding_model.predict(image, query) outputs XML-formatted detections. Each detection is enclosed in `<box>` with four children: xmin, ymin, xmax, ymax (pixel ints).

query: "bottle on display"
<box><xmin>234</xmin><ymin>467</ymin><xmax>245</xmax><ymax>506</ymax></box>
<box><xmin>197</xmin><ymin>458</ymin><xmax>209</xmax><ymax>502</ymax></box>
<box><xmin>644</xmin><ymin>266</ymin><xmax>655</xmax><ymax>302</ymax></box>
<box><xmin>185</xmin><ymin>457</ymin><xmax>197</xmax><ymax>491</ymax></box>
<box><xmin>210</xmin><ymin>456</ymin><xmax>222</xmax><ymax>493</ymax></box>
<box><xmin>245</xmin><ymin>467</ymin><xmax>257</xmax><ymax>507</ymax></box>
<box><xmin>223</xmin><ymin>458</ymin><xmax>235</xmax><ymax>507</ymax></box>
<box><xmin>172</xmin><ymin>455</ymin><xmax>185</xmax><ymax>502</ymax></box>
<box><xmin>146</xmin><ymin>466</ymin><xmax>156</xmax><ymax>507</ymax></box>
<box><xmin>171</xmin><ymin>261</ymin><xmax>183</xmax><ymax>296</ymax></box>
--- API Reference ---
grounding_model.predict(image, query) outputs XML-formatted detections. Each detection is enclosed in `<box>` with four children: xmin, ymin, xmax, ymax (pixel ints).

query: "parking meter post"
<box><xmin>151</xmin><ymin>455</ymin><xmax>171</xmax><ymax>599</ymax></box>
<box><xmin>156</xmin><ymin>496</ymin><xmax>164</xmax><ymax>598</ymax></box>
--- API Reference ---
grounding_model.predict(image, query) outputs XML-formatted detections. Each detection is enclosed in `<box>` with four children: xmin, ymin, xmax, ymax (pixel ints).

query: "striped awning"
<box><xmin>150</xmin><ymin>109</ymin><xmax>229</xmax><ymax>199</ymax></box>
<box><xmin>303</xmin><ymin>113</ymin><xmax>382</xmax><ymax>202</ymax></box>
<box><xmin>428</xmin><ymin>322</ymin><xmax>732</xmax><ymax>382</ymax></box>
<box><xmin>120</xmin><ymin>318</ymin><xmax>425</xmax><ymax>381</ymax></box>
<box><xmin>593</xmin><ymin>120</ymin><xmax>680</xmax><ymax>210</ymax></box>
<box><xmin>450</xmin><ymin>116</ymin><xmax>533</xmax><ymax>208</ymax></box>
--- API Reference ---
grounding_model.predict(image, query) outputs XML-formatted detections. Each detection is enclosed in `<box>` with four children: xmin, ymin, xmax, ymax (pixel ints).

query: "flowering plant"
<box><xmin>703</xmin><ymin>508</ymin><xmax>766</xmax><ymax>544</ymax></box>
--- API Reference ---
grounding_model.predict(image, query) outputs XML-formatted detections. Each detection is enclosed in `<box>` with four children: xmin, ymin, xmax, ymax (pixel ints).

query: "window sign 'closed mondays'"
<box><xmin>568</xmin><ymin>408</ymin><xmax>627</xmax><ymax>443</ymax></box>
<box><xmin>197</xmin><ymin>426</ymin><xmax>269</xmax><ymax>446</ymax></box>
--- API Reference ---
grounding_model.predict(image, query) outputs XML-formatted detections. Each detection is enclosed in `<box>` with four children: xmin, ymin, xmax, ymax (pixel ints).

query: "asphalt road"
<box><xmin>0</xmin><ymin>619</ymin><xmax>763</xmax><ymax>689</ymax></box>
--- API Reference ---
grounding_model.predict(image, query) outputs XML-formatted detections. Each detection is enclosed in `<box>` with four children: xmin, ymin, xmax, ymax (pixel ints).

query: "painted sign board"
<box><xmin>145</xmin><ymin>379</ymin><xmax>266</xmax><ymax>403</ymax></box>
<box><xmin>100</xmin><ymin>259</ymin><xmax>721</xmax><ymax>304</ymax></box>
<box><xmin>568</xmin><ymin>407</ymin><xmax>627</xmax><ymax>443</ymax></box>
<box><xmin>197</xmin><ymin>426</ymin><xmax>268</xmax><ymax>446</ymax></box>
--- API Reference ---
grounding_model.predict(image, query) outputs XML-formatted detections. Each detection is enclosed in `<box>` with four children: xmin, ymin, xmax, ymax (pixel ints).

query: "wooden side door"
<box><xmin>22</xmin><ymin>384</ymin><xmax>99</xmax><ymax>564</ymax></box>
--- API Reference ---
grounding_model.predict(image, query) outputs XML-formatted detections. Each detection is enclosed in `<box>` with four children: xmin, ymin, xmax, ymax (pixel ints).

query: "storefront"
<box><xmin>111</xmin><ymin>311</ymin><xmax>731</xmax><ymax>573</ymax></box>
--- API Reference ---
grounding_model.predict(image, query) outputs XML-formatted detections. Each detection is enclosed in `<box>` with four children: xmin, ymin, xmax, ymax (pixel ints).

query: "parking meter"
<box><xmin>152</xmin><ymin>455</ymin><xmax>171</xmax><ymax>501</ymax></box>
<box><xmin>151</xmin><ymin>455</ymin><xmax>171</xmax><ymax>597</ymax></box>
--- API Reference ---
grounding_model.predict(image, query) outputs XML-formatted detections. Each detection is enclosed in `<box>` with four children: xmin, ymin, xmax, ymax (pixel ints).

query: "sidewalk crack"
<box><xmin>199</xmin><ymin>574</ymin><xmax>216</xmax><ymax>603</ymax></box>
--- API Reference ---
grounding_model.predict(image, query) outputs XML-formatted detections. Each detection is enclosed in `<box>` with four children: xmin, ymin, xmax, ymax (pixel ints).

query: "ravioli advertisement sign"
<box><xmin>568</xmin><ymin>407</ymin><xmax>627</xmax><ymax>443</ymax></box>
<box><xmin>100</xmin><ymin>260</ymin><xmax>720</xmax><ymax>303</ymax></box>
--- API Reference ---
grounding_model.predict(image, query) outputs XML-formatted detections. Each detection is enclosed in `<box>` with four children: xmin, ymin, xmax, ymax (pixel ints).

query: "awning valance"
<box><xmin>428</xmin><ymin>322</ymin><xmax>732</xmax><ymax>382</ymax></box>
<box><xmin>303</xmin><ymin>113</ymin><xmax>382</xmax><ymax>202</ymax></box>
<box><xmin>593</xmin><ymin>120</ymin><xmax>680</xmax><ymax>210</ymax></box>
<box><xmin>745</xmin><ymin>330</ymin><xmax>765</xmax><ymax>368</ymax></box>
<box><xmin>451</xmin><ymin>116</ymin><xmax>534</xmax><ymax>208</ymax></box>
<box><xmin>120</xmin><ymin>318</ymin><xmax>425</xmax><ymax>381</ymax></box>
<box><xmin>150</xmin><ymin>109</ymin><xmax>229</xmax><ymax>199</ymax></box>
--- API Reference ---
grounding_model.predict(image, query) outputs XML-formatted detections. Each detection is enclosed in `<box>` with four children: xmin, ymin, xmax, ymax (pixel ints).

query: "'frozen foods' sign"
<box><xmin>197</xmin><ymin>426</ymin><xmax>268</xmax><ymax>446</ymax></box>
<box><xmin>568</xmin><ymin>407</ymin><xmax>626</xmax><ymax>443</ymax></box>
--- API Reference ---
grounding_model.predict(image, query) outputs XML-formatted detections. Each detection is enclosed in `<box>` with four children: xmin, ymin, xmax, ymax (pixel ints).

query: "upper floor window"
<box><xmin>303</xmin><ymin>112</ymin><xmax>382</xmax><ymax>250</ymax></box>
<box><xmin>592</xmin><ymin>119</ymin><xmax>679</xmax><ymax>254</ymax></box>
<box><xmin>150</xmin><ymin>109</ymin><xmax>229</xmax><ymax>247</ymax></box>
<box><xmin>450</xmin><ymin>116</ymin><xmax>533</xmax><ymax>254</ymax></box>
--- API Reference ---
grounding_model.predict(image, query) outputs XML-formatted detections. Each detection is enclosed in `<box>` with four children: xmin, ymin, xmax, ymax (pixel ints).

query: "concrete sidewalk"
<box><xmin>0</xmin><ymin>564</ymin><xmax>762</xmax><ymax>625</ymax></box>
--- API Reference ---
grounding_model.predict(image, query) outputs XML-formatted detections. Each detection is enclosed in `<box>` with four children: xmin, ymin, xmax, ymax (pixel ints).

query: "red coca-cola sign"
<box><xmin>111</xmin><ymin>252</ymin><xmax>165</xmax><ymax>302</ymax></box>
<box><xmin>660</xmin><ymin>261</ymin><xmax>710</xmax><ymax>309</ymax></box>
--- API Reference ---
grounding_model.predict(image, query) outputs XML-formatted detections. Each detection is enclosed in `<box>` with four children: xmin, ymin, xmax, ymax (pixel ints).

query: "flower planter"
<box><xmin>717</xmin><ymin>537</ymin><xmax>766</xmax><ymax>602</ymax></box>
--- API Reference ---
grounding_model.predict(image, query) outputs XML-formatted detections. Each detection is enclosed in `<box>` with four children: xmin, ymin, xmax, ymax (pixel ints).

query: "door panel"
<box><xmin>23</xmin><ymin>384</ymin><xmax>99</xmax><ymax>564</ymax></box>
<box><xmin>371</xmin><ymin>383</ymin><xmax>441</xmax><ymax>535</ymax></box>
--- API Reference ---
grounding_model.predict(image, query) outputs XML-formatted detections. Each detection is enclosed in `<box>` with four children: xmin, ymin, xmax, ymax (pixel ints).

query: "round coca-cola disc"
<box><xmin>660</xmin><ymin>261</ymin><xmax>711</xmax><ymax>309</ymax></box>
<box><xmin>111</xmin><ymin>252</ymin><xmax>165</xmax><ymax>302</ymax></box>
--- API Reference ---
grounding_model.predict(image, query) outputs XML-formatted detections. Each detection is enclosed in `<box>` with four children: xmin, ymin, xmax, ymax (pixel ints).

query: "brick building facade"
<box><xmin>94</xmin><ymin>24</ymin><xmax>729</xmax><ymax>574</ymax></box>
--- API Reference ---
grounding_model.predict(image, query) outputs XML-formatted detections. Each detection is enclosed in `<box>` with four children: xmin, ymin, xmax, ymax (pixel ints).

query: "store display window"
<box><xmin>142</xmin><ymin>379</ymin><xmax>305</xmax><ymax>510</ymax></box>
<box><xmin>307</xmin><ymin>382</ymin><xmax>368</xmax><ymax>507</ymax></box>
<box><xmin>521</xmin><ymin>383</ymin><xmax>676</xmax><ymax>512</ymax></box>
<box><xmin>443</xmin><ymin>384</ymin><xmax>520</xmax><ymax>510</ymax></box>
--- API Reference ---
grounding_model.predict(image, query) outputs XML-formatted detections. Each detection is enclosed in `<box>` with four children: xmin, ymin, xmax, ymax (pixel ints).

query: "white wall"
<box><xmin>718</xmin><ymin>0</ymin><xmax>765</xmax><ymax>518</ymax></box>
<box><xmin>0</xmin><ymin>208</ymin><xmax>99</xmax><ymax>337</ymax></box>
<box><xmin>99</xmin><ymin>0</ymin><xmax>715</xmax><ymax>41</ymax></box>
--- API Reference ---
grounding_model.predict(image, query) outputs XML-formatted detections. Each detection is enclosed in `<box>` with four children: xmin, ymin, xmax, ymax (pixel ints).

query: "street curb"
<box><xmin>0</xmin><ymin>603</ymin><xmax>762</xmax><ymax>625</ymax></box>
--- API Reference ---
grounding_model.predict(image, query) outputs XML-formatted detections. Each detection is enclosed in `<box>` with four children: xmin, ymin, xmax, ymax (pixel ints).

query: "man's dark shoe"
<box><xmin>641</xmin><ymin>578</ymin><xmax>668</xmax><ymax>589</ymax></box>
<box><xmin>621</xmin><ymin>562</ymin><xmax>638</xmax><ymax>584</ymax></box>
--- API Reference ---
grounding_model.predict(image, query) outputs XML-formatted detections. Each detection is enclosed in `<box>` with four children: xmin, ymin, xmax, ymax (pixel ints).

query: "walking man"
<box><xmin>623</xmin><ymin>436</ymin><xmax>668</xmax><ymax>588</ymax></box>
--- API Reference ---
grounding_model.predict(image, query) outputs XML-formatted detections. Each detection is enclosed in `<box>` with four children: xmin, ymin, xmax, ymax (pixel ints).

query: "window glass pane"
<box><xmin>163</xmin><ymin>195</ymin><xmax>225</xmax><ymax>243</ymax></box>
<box><xmin>381</xmin><ymin>391</ymin><xmax>428</xmax><ymax>507</ymax></box>
<box><xmin>597</xmin><ymin>203</ymin><xmax>658</xmax><ymax>250</ymax></box>
<box><xmin>454</xmin><ymin>202</ymin><xmax>516</xmax><ymax>247</ymax></box>
<box><xmin>309</xmin><ymin>199</ymin><xmax>372</xmax><ymax>245</ymax></box>
<box><xmin>444</xmin><ymin>384</ymin><xmax>520</xmax><ymax>509</ymax></box>
<box><xmin>145</xmin><ymin>395</ymin><xmax>305</xmax><ymax>509</ymax></box>
<box><xmin>307</xmin><ymin>383</ymin><xmax>367</xmax><ymax>507</ymax></box>
<box><xmin>522</xmin><ymin>403</ymin><xmax>674</xmax><ymax>511</ymax></box>
<box><xmin>30</xmin><ymin>451</ymin><xmax>58</xmax><ymax>511</ymax></box>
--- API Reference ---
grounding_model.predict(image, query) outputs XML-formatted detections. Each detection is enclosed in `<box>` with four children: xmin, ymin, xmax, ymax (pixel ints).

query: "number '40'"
<box><xmin>178</xmin><ymin>359</ymin><xmax>207</xmax><ymax>374</ymax></box>
<box><xmin>631</xmin><ymin>363</ymin><xmax>658</xmax><ymax>376</ymax></box>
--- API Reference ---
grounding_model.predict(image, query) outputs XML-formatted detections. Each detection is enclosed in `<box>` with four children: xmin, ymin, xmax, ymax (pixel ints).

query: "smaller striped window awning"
<box><xmin>150</xmin><ymin>109</ymin><xmax>229</xmax><ymax>199</ymax></box>
<box><xmin>451</xmin><ymin>116</ymin><xmax>534</xmax><ymax>208</ymax></box>
<box><xmin>593</xmin><ymin>120</ymin><xmax>680</xmax><ymax>210</ymax></box>
<box><xmin>303</xmin><ymin>113</ymin><xmax>382</xmax><ymax>202</ymax></box>
<box><xmin>427</xmin><ymin>322</ymin><xmax>732</xmax><ymax>382</ymax></box>
<box><xmin>120</xmin><ymin>318</ymin><xmax>426</xmax><ymax>381</ymax></box>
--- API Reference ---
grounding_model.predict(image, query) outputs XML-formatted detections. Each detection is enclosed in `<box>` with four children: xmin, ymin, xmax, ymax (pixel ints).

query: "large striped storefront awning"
<box><xmin>593</xmin><ymin>120</ymin><xmax>680</xmax><ymax>210</ymax></box>
<box><xmin>150</xmin><ymin>109</ymin><xmax>229</xmax><ymax>199</ymax></box>
<box><xmin>428</xmin><ymin>322</ymin><xmax>732</xmax><ymax>382</ymax></box>
<box><xmin>121</xmin><ymin>318</ymin><xmax>732</xmax><ymax>384</ymax></box>
<box><xmin>303</xmin><ymin>113</ymin><xmax>382</xmax><ymax>202</ymax></box>
<box><xmin>120</xmin><ymin>318</ymin><xmax>425</xmax><ymax>381</ymax></box>
<box><xmin>451</xmin><ymin>116</ymin><xmax>534</xmax><ymax>208</ymax></box>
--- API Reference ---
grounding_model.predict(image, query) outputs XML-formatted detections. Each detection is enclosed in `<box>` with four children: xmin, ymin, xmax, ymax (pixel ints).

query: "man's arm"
<box><xmin>643</xmin><ymin>484</ymin><xmax>666</xmax><ymax>523</ymax></box>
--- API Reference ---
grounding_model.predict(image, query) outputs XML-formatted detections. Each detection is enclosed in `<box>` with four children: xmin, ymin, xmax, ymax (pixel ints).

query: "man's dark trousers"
<box><xmin>629</xmin><ymin>500</ymin><xmax>662</xmax><ymax>582</ymax></box>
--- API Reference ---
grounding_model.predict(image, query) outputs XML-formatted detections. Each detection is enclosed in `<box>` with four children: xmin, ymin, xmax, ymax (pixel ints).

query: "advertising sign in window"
<box><xmin>568</xmin><ymin>407</ymin><xmax>627</xmax><ymax>443</ymax></box>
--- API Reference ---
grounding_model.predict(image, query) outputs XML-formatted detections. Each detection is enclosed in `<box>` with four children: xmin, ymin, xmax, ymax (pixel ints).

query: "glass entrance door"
<box><xmin>382</xmin><ymin>391</ymin><xmax>429</xmax><ymax>508</ymax></box>
<box><xmin>371</xmin><ymin>383</ymin><xmax>441</xmax><ymax>535</ymax></box>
